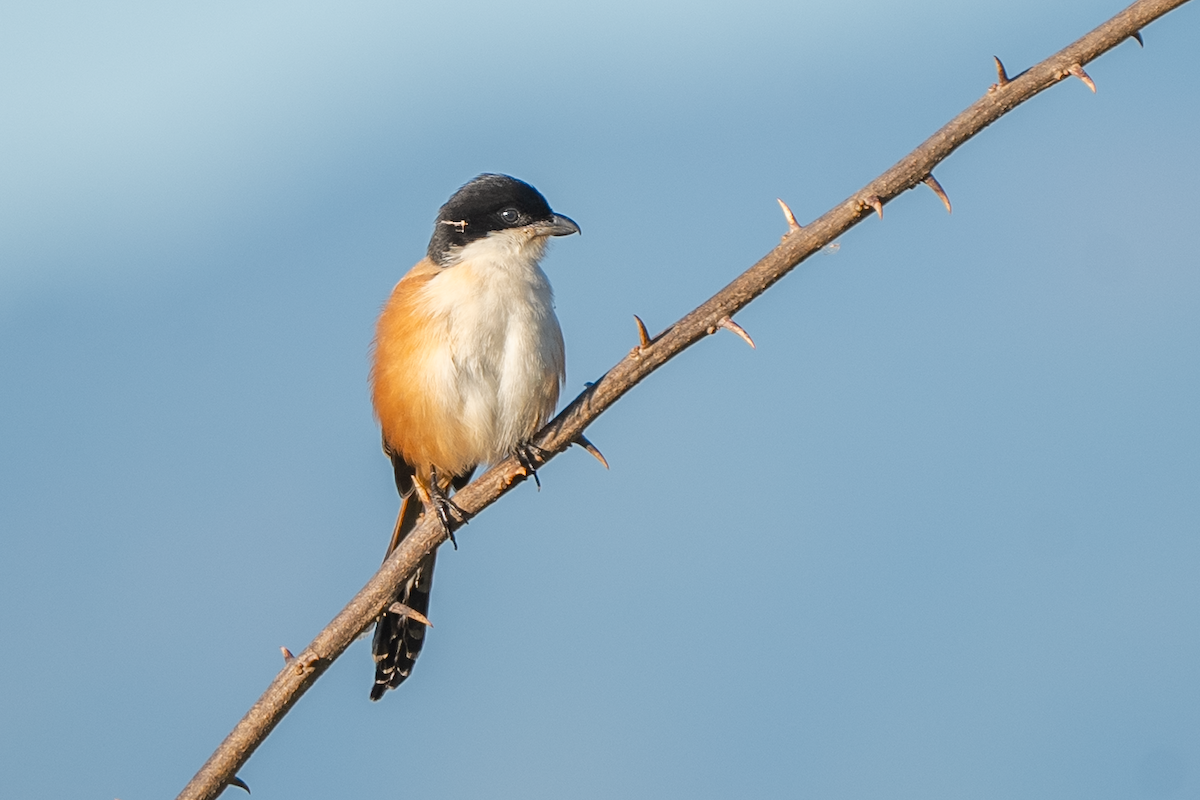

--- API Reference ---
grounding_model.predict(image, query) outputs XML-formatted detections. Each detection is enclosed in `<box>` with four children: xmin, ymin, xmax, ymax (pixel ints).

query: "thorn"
<box><xmin>922</xmin><ymin>175</ymin><xmax>952</xmax><ymax>214</ymax></box>
<box><xmin>776</xmin><ymin>198</ymin><xmax>801</xmax><ymax>232</ymax></box>
<box><xmin>1068</xmin><ymin>63</ymin><xmax>1096</xmax><ymax>93</ymax></box>
<box><xmin>574</xmin><ymin>435</ymin><xmax>609</xmax><ymax>470</ymax></box>
<box><xmin>633</xmin><ymin>315</ymin><xmax>651</xmax><ymax>349</ymax></box>
<box><xmin>993</xmin><ymin>56</ymin><xmax>1010</xmax><ymax>87</ymax></box>
<box><xmin>227</xmin><ymin>776</ymin><xmax>251</xmax><ymax>794</ymax></box>
<box><xmin>280</xmin><ymin>647</ymin><xmax>294</xmax><ymax>664</ymax></box>
<box><xmin>389</xmin><ymin>602</ymin><xmax>433</xmax><ymax>628</ymax></box>
<box><xmin>713</xmin><ymin>316</ymin><xmax>756</xmax><ymax>349</ymax></box>
<box><xmin>1131</xmin><ymin>30</ymin><xmax>1144</xmax><ymax>47</ymax></box>
<box><xmin>862</xmin><ymin>195</ymin><xmax>883</xmax><ymax>220</ymax></box>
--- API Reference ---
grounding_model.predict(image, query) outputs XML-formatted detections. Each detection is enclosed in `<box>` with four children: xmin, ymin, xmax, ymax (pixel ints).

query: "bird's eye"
<box><xmin>498</xmin><ymin>207</ymin><xmax>520</xmax><ymax>225</ymax></box>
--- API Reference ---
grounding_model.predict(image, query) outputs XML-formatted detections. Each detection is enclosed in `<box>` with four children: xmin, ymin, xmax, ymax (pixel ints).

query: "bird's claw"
<box><xmin>433</xmin><ymin>496</ymin><xmax>470</xmax><ymax>549</ymax></box>
<box><xmin>427</xmin><ymin>468</ymin><xmax>471</xmax><ymax>549</ymax></box>
<box><xmin>514</xmin><ymin>441</ymin><xmax>548</xmax><ymax>489</ymax></box>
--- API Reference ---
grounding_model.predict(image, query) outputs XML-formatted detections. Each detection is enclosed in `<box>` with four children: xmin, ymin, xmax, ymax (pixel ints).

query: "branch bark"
<box><xmin>177</xmin><ymin>1</ymin><xmax>1191</xmax><ymax>796</ymax></box>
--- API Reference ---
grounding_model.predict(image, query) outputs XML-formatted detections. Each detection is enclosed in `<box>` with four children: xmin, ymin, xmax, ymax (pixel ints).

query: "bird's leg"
<box><xmin>513</xmin><ymin>441</ymin><xmax>549</xmax><ymax>489</ymax></box>
<box><xmin>426</xmin><ymin>466</ymin><xmax>472</xmax><ymax>549</ymax></box>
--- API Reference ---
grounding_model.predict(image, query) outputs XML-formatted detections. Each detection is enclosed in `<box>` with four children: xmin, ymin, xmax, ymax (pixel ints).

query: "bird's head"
<box><xmin>427</xmin><ymin>174</ymin><xmax>580</xmax><ymax>267</ymax></box>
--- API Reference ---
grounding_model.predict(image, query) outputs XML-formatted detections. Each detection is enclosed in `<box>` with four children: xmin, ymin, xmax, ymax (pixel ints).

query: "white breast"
<box><xmin>415</xmin><ymin>229</ymin><xmax>566</xmax><ymax>467</ymax></box>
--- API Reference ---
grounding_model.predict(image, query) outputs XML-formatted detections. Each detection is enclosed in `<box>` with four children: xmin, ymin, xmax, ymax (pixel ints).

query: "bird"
<box><xmin>368</xmin><ymin>173</ymin><xmax>579</xmax><ymax>700</ymax></box>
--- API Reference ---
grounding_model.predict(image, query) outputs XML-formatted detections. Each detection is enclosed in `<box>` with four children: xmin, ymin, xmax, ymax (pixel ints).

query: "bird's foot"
<box><xmin>514</xmin><ymin>441</ymin><xmax>549</xmax><ymax>489</ymax></box>
<box><xmin>428</xmin><ymin>468</ymin><xmax>472</xmax><ymax>549</ymax></box>
<box><xmin>431</xmin><ymin>493</ymin><xmax>471</xmax><ymax>549</ymax></box>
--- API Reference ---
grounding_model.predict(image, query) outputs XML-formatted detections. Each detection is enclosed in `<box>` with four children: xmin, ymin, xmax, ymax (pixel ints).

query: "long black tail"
<box><xmin>370</xmin><ymin>494</ymin><xmax>433</xmax><ymax>700</ymax></box>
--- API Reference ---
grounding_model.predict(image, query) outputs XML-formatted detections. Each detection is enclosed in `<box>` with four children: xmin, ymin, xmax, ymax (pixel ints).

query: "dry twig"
<box><xmin>177</xmin><ymin>1</ymin><xmax>1190</xmax><ymax>797</ymax></box>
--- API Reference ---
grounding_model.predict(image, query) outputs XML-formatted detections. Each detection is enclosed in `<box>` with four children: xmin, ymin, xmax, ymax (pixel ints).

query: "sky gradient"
<box><xmin>2</xmin><ymin>1</ymin><xmax>1199</xmax><ymax>798</ymax></box>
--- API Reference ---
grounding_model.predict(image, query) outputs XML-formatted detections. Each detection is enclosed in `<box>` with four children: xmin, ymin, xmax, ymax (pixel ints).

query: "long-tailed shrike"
<box><xmin>369</xmin><ymin>174</ymin><xmax>579</xmax><ymax>700</ymax></box>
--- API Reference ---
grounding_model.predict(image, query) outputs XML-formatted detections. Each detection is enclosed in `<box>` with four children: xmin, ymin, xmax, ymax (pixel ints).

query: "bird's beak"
<box><xmin>533</xmin><ymin>214</ymin><xmax>581</xmax><ymax>238</ymax></box>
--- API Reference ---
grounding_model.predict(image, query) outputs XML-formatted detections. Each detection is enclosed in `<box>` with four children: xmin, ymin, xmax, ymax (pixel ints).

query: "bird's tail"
<box><xmin>370</xmin><ymin>493</ymin><xmax>434</xmax><ymax>700</ymax></box>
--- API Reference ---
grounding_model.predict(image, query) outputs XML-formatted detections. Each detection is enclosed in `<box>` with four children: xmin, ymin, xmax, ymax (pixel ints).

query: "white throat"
<box><xmin>442</xmin><ymin>227</ymin><xmax>549</xmax><ymax>273</ymax></box>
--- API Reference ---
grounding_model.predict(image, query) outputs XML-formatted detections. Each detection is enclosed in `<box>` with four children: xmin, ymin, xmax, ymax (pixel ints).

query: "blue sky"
<box><xmin>2</xmin><ymin>1</ymin><xmax>1199</xmax><ymax>798</ymax></box>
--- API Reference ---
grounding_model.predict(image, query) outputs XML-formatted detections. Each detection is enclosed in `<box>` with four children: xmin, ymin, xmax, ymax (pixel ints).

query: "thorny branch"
<box><xmin>177</xmin><ymin>0</ymin><xmax>1191</xmax><ymax>796</ymax></box>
